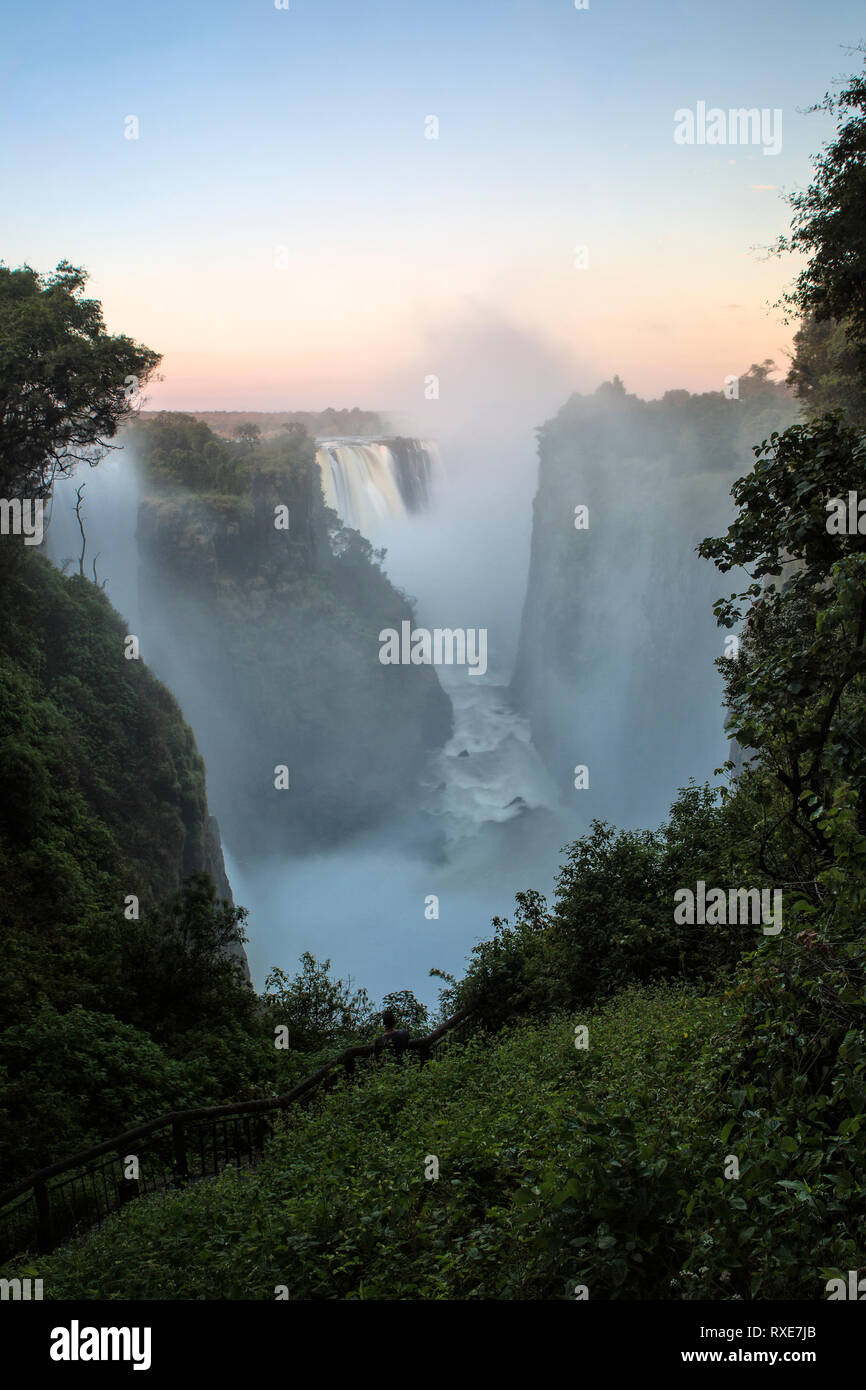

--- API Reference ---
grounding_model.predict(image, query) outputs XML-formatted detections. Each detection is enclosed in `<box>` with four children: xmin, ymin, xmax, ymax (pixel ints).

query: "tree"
<box><xmin>263</xmin><ymin>952</ymin><xmax>375</xmax><ymax>1051</ymax></box>
<box><xmin>786</xmin><ymin>313</ymin><xmax>866</xmax><ymax>428</ymax></box>
<box><xmin>0</xmin><ymin>261</ymin><xmax>161</xmax><ymax>503</ymax></box>
<box><xmin>117</xmin><ymin>874</ymin><xmax>253</xmax><ymax>1042</ymax></box>
<box><xmin>381</xmin><ymin>989</ymin><xmax>429</xmax><ymax>1035</ymax></box>
<box><xmin>772</xmin><ymin>51</ymin><xmax>866</xmax><ymax>412</ymax></box>
<box><xmin>234</xmin><ymin>422</ymin><xmax>262</xmax><ymax>450</ymax></box>
<box><xmin>0</xmin><ymin>1004</ymin><xmax>205</xmax><ymax>1187</ymax></box>
<box><xmin>698</xmin><ymin>415</ymin><xmax>866</xmax><ymax>913</ymax></box>
<box><xmin>448</xmin><ymin>889</ymin><xmax>553</xmax><ymax>1029</ymax></box>
<box><xmin>736</xmin><ymin>360</ymin><xmax>782</xmax><ymax>398</ymax></box>
<box><xmin>131</xmin><ymin>412</ymin><xmax>246</xmax><ymax>494</ymax></box>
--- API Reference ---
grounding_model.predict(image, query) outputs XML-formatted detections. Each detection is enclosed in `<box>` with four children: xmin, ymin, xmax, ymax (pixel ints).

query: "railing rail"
<box><xmin>0</xmin><ymin>1006</ymin><xmax>473</xmax><ymax>1262</ymax></box>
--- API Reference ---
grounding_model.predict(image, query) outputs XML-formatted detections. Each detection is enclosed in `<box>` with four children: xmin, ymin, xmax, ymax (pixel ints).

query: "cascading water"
<box><xmin>310</xmin><ymin>433</ymin><xmax>560</xmax><ymax>847</ymax></box>
<box><xmin>310</xmin><ymin>432</ymin><xmax>560</xmax><ymax>844</ymax></box>
<box><xmin>315</xmin><ymin>437</ymin><xmax>440</xmax><ymax>532</ymax></box>
<box><xmin>420</xmin><ymin>666</ymin><xmax>559</xmax><ymax>845</ymax></box>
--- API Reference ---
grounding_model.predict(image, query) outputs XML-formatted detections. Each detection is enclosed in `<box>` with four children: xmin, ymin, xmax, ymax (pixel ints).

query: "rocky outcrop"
<box><xmin>203</xmin><ymin>815</ymin><xmax>250</xmax><ymax>980</ymax></box>
<box><xmin>511</xmin><ymin>377</ymin><xmax>798</xmax><ymax>827</ymax></box>
<box><xmin>134</xmin><ymin>421</ymin><xmax>452</xmax><ymax>860</ymax></box>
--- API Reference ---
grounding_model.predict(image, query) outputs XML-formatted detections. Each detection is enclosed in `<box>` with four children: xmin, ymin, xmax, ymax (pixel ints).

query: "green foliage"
<box><xmin>263</xmin><ymin>953</ymin><xmax>376</xmax><ymax>1053</ymax></box>
<box><xmin>0</xmin><ymin>553</ymin><xmax>305</xmax><ymax>1187</ymax></box>
<box><xmin>447</xmin><ymin>889</ymin><xmax>553</xmax><ymax>1029</ymax></box>
<box><xmin>131</xmin><ymin>412</ymin><xmax>249</xmax><ymax>495</ymax></box>
<box><xmin>111</xmin><ymin>875</ymin><xmax>253</xmax><ymax>1045</ymax></box>
<box><xmin>551</xmin><ymin>785</ymin><xmax>744</xmax><ymax>1006</ymax></box>
<box><xmin>0</xmin><ymin>261</ymin><xmax>160</xmax><ymax>506</ymax></box>
<box><xmin>0</xmin><ymin>554</ymin><xmax>212</xmax><ymax>1020</ymax></box>
<box><xmin>787</xmin><ymin>313</ymin><xmax>866</xmax><ymax>428</ymax></box>
<box><xmin>699</xmin><ymin>414</ymin><xmax>866</xmax><ymax>904</ymax></box>
<box><xmin>674</xmin><ymin>916</ymin><xmax>866</xmax><ymax>1299</ymax></box>
<box><xmin>381</xmin><ymin>989</ymin><xmax>429</xmax><ymax>1035</ymax></box>
<box><xmin>0</xmin><ymin>1007</ymin><xmax>210</xmax><ymax>1183</ymax></box>
<box><xmin>25</xmin><ymin>985</ymin><xmax>737</xmax><ymax>1300</ymax></box>
<box><xmin>234</xmin><ymin>422</ymin><xmax>262</xmax><ymax>449</ymax></box>
<box><xmin>775</xmin><ymin>52</ymin><xmax>866</xmax><ymax>426</ymax></box>
<box><xmin>131</xmin><ymin>411</ymin><xmax>317</xmax><ymax>506</ymax></box>
<box><xmin>21</xmin><ymin>968</ymin><xmax>865</xmax><ymax>1302</ymax></box>
<box><xmin>451</xmin><ymin>785</ymin><xmax>745</xmax><ymax>1029</ymax></box>
<box><xmin>0</xmin><ymin>734</ymin><xmax>50</xmax><ymax>837</ymax></box>
<box><xmin>773</xmin><ymin>50</ymin><xmax>866</xmax><ymax>376</ymax></box>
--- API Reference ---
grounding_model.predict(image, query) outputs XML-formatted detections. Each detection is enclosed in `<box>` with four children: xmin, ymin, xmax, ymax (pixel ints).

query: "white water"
<box><xmin>317</xmin><ymin>438</ymin><xmax>562</xmax><ymax>854</ymax></box>
<box><xmin>420</xmin><ymin>669</ymin><xmax>558</xmax><ymax>844</ymax></box>
<box><xmin>223</xmin><ymin>669</ymin><xmax>567</xmax><ymax>1008</ymax></box>
<box><xmin>315</xmin><ymin>437</ymin><xmax>442</xmax><ymax>532</ymax></box>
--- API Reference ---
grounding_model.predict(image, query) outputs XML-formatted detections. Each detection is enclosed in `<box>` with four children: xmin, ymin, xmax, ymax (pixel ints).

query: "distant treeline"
<box><xmin>141</xmin><ymin>407</ymin><xmax>389</xmax><ymax>440</ymax></box>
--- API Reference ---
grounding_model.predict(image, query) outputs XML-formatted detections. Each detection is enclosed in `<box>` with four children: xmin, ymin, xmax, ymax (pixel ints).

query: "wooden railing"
<box><xmin>0</xmin><ymin>1006</ymin><xmax>473</xmax><ymax>1263</ymax></box>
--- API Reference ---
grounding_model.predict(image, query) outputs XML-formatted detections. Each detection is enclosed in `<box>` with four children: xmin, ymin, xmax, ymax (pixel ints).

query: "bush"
<box><xmin>22</xmin><ymin>985</ymin><xmax>735</xmax><ymax>1299</ymax></box>
<box><xmin>0</xmin><ymin>1006</ymin><xmax>210</xmax><ymax>1186</ymax></box>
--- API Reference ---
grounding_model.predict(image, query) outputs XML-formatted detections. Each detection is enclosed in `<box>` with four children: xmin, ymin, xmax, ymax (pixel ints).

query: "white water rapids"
<box><xmin>421</xmin><ymin>669</ymin><xmax>557</xmax><ymax>844</ymax></box>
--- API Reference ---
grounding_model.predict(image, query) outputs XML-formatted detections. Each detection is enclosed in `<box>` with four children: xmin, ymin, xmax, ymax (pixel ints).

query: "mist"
<box><xmin>45</xmin><ymin>453</ymin><xmax>143</xmax><ymax>640</ymax></box>
<box><xmin>376</xmin><ymin>305</ymin><xmax>582</xmax><ymax>671</ymax></box>
<box><xmin>41</xmin><ymin>312</ymin><xmax>777</xmax><ymax>1012</ymax></box>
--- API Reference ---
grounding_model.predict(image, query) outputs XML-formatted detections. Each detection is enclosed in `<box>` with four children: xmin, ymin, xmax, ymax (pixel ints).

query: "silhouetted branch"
<box><xmin>75</xmin><ymin>484</ymin><xmax>87</xmax><ymax>577</ymax></box>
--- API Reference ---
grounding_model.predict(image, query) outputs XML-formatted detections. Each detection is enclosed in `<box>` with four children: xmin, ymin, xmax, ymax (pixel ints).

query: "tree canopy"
<box><xmin>775</xmin><ymin>50</ymin><xmax>866</xmax><ymax>423</ymax></box>
<box><xmin>0</xmin><ymin>260</ymin><xmax>161</xmax><ymax>503</ymax></box>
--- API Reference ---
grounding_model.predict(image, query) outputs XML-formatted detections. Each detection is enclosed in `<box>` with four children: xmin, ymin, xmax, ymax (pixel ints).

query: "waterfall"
<box><xmin>315</xmin><ymin>436</ymin><xmax>439</xmax><ymax>532</ymax></box>
<box><xmin>39</xmin><ymin>428</ymin><xmax>566</xmax><ymax>1005</ymax></box>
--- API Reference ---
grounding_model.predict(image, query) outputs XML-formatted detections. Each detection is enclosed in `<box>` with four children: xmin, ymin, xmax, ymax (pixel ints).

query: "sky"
<box><xmin>2</xmin><ymin>0</ymin><xmax>864</xmax><ymax>413</ymax></box>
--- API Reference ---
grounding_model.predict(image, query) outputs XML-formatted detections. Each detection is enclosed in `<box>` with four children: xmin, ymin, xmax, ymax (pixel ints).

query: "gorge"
<box><xmin>42</xmin><ymin>372</ymin><xmax>795</xmax><ymax>1007</ymax></box>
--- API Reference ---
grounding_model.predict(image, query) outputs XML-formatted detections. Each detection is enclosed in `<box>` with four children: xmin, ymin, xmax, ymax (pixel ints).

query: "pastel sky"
<box><xmin>2</xmin><ymin>0</ymin><xmax>864</xmax><ymax>412</ymax></box>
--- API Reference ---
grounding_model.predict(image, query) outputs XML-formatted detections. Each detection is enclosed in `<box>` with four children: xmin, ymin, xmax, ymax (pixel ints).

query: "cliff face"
<box><xmin>133</xmin><ymin>418</ymin><xmax>452</xmax><ymax>860</ymax></box>
<box><xmin>511</xmin><ymin>377</ymin><xmax>799</xmax><ymax>828</ymax></box>
<box><xmin>203</xmin><ymin>816</ymin><xmax>250</xmax><ymax>980</ymax></box>
<box><xmin>0</xmin><ymin>552</ymin><xmax>251</xmax><ymax>1011</ymax></box>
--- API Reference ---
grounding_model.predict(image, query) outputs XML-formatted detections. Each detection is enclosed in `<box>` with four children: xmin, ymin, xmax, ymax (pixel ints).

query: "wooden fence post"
<box><xmin>118</xmin><ymin>1149</ymin><xmax>140</xmax><ymax>1205</ymax></box>
<box><xmin>172</xmin><ymin>1120</ymin><xmax>189</xmax><ymax>1181</ymax></box>
<box><xmin>34</xmin><ymin>1179</ymin><xmax>54</xmax><ymax>1254</ymax></box>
